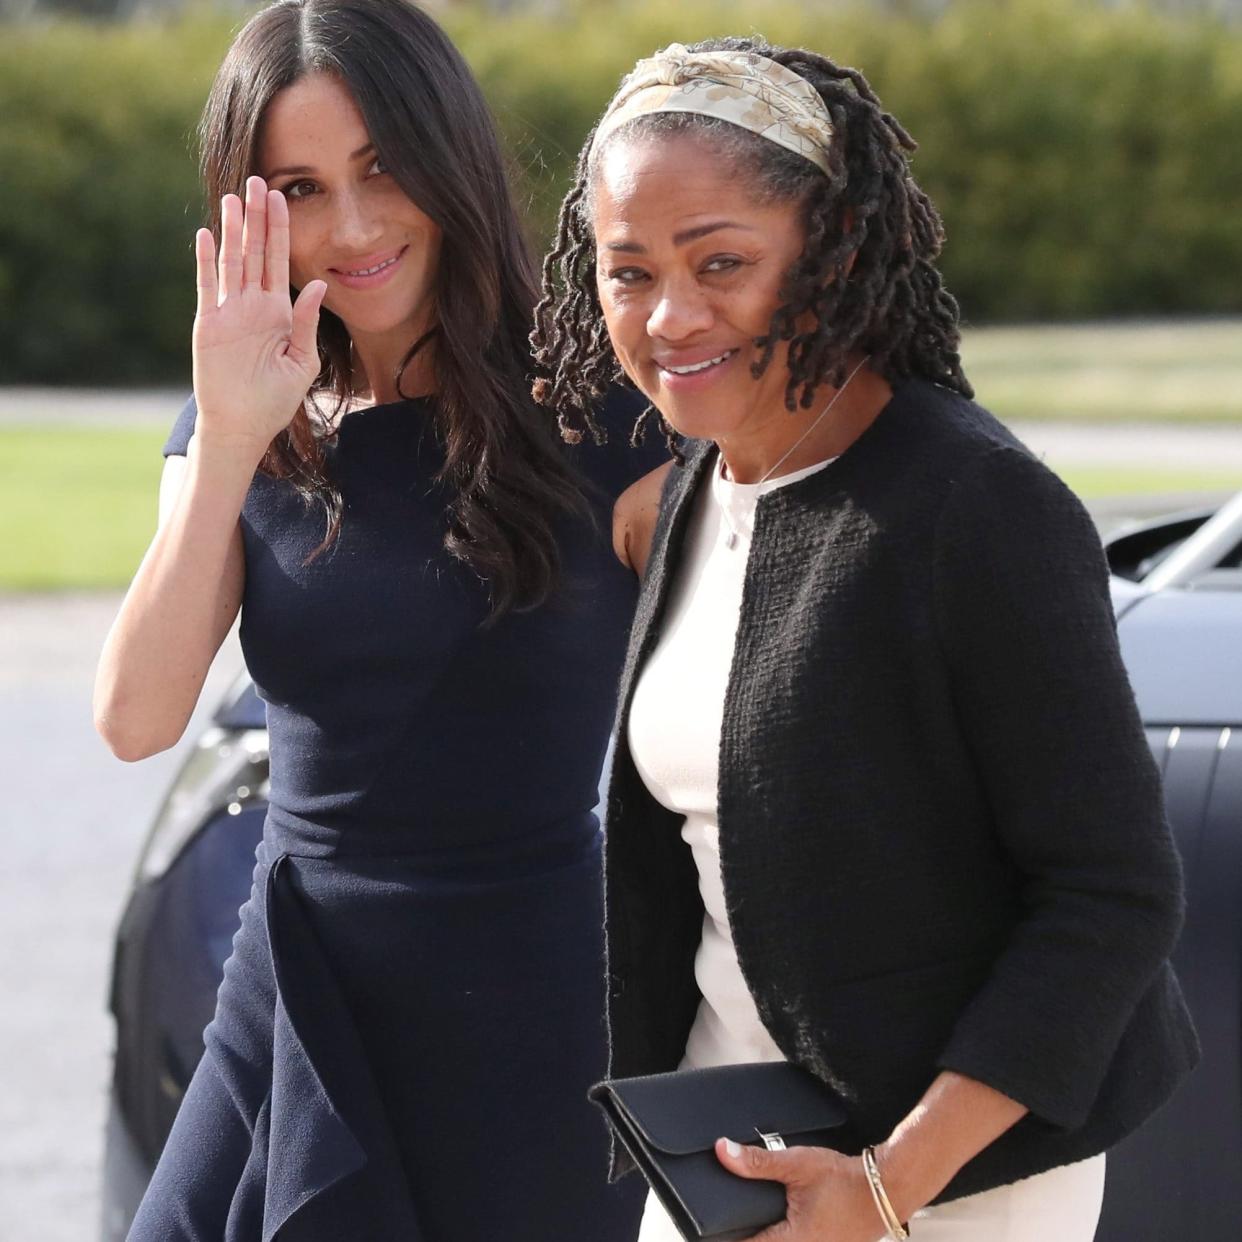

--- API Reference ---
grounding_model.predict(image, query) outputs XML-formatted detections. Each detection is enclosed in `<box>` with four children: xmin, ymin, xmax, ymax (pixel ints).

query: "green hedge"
<box><xmin>2</xmin><ymin>0</ymin><xmax>1239</xmax><ymax>383</ymax></box>
<box><xmin>0</xmin><ymin>16</ymin><xmax>233</xmax><ymax>383</ymax></box>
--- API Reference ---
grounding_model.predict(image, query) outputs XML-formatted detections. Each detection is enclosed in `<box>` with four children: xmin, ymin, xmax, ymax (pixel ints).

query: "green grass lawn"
<box><xmin>1057</xmin><ymin>467</ymin><xmax>1242</xmax><ymax>498</ymax></box>
<box><xmin>960</xmin><ymin>320</ymin><xmax>1242</xmax><ymax>423</ymax></box>
<box><xmin>0</xmin><ymin>425</ymin><xmax>164</xmax><ymax>591</ymax></box>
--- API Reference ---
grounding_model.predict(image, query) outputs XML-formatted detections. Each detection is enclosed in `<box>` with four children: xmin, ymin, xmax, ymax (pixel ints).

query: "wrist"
<box><xmin>190</xmin><ymin>425</ymin><xmax>272</xmax><ymax>470</ymax></box>
<box><xmin>869</xmin><ymin>1141</ymin><xmax>926</xmax><ymax>1235</ymax></box>
<box><xmin>874</xmin><ymin>1071</ymin><xmax>1029</xmax><ymax>1224</ymax></box>
<box><xmin>860</xmin><ymin>1145</ymin><xmax>913</xmax><ymax>1240</ymax></box>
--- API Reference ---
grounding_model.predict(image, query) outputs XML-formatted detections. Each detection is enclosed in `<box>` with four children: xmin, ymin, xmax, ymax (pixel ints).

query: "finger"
<box><xmin>289</xmin><ymin>280</ymin><xmax>328</xmax><ymax>369</ymax></box>
<box><xmin>218</xmin><ymin>193</ymin><xmax>244</xmax><ymax>301</ymax></box>
<box><xmin>194</xmin><ymin>228</ymin><xmax>218</xmax><ymax>320</ymax></box>
<box><xmin>264</xmin><ymin>188</ymin><xmax>290</xmax><ymax>293</ymax></box>
<box><xmin>241</xmin><ymin>176</ymin><xmax>267</xmax><ymax>290</ymax></box>
<box><xmin>715</xmin><ymin>1138</ymin><xmax>810</xmax><ymax>1186</ymax></box>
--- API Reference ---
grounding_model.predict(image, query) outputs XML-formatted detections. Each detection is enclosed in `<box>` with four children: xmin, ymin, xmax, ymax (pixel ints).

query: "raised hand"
<box><xmin>192</xmin><ymin>175</ymin><xmax>328</xmax><ymax>459</ymax></box>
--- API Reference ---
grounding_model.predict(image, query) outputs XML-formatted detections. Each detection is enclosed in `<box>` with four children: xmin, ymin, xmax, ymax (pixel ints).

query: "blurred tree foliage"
<box><xmin>2</xmin><ymin>0</ymin><xmax>1239</xmax><ymax>383</ymax></box>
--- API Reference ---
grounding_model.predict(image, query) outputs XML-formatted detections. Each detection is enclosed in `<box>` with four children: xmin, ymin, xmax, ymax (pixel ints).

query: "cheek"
<box><xmin>395</xmin><ymin>192</ymin><xmax>440</xmax><ymax>244</ymax></box>
<box><xmin>738</xmin><ymin>269</ymin><xmax>789</xmax><ymax>331</ymax></box>
<box><xmin>593</xmin><ymin>299</ymin><xmax>636</xmax><ymax>377</ymax></box>
<box><xmin>422</xmin><ymin>226</ymin><xmax>444</xmax><ymax>273</ymax></box>
<box><xmin>596</xmin><ymin>292</ymin><xmax>640</xmax><ymax>358</ymax></box>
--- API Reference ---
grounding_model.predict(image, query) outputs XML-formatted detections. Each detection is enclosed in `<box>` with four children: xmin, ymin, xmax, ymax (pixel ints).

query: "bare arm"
<box><xmin>612</xmin><ymin>460</ymin><xmax>673</xmax><ymax>578</ymax></box>
<box><xmin>93</xmin><ymin>444</ymin><xmax>251</xmax><ymax>761</ymax></box>
<box><xmin>874</xmin><ymin>1071</ymin><xmax>1028</xmax><ymax>1221</ymax></box>
<box><xmin>93</xmin><ymin>178</ymin><xmax>326</xmax><ymax>761</ymax></box>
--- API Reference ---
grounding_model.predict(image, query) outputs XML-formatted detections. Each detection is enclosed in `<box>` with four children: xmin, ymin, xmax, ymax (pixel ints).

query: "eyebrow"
<box><xmin>264</xmin><ymin>142</ymin><xmax>376</xmax><ymax>180</ymax></box>
<box><xmin>604</xmin><ymin>220</ymin><xmax>753</xmax><ymax>253</ymax></box>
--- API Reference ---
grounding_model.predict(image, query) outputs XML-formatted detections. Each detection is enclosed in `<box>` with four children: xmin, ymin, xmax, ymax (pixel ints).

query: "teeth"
<box><xmin>664</xmin><ymin>351</ymin><xmax>733</xmax><ymax>375</ymax></box>
<box><xmin>346</xmin><ymin>256</ymin><xmax>398</xmax><ymax>277</ymax></box>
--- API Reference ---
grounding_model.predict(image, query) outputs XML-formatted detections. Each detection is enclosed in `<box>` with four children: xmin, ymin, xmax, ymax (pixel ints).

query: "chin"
<box><xmin>652</xmin><ymin>400</ymin><xmax>740</xmax><ymax>445</ymax></box>
<box><xmin>332</xmin><ymin>299</ymin><xmax>423</xmax><ymax>341</ymax></box>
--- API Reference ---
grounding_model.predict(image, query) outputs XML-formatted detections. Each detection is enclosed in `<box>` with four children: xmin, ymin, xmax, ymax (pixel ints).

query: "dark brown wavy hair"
<box><xmin>532</xmin><ymin>36</ymin><xmax>972</xmax><ymax>455</ymax></box>
<box><xmin>200</xmin><ymin>0</ymin><xmax>584</xmax><ymax>616</ymax></box>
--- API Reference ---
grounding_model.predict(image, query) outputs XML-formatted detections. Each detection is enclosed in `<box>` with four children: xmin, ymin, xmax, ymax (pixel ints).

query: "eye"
<box><xmin>703</xmin><ymin>255</ymin><xmax>743</xmax><ymax>275</ymax></box>
<box><xmin>605</xmin><ymin>267</ymin><xmax>649</xmax><ymax>286</ymax></box>
<box><xmin>281</xmin><ymin>179</ymin><xmax>318</xmax><ymax>201</ymax></box>
<box><xmin>367</xmin><ymin>155</ymin><xmax>388</xmax><ymax>177</ymax></box>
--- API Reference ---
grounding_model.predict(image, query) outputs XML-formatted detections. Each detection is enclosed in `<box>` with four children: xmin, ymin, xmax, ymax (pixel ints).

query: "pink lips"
<box><xmin>328</xmin><ymin>246</ymin><xmax>407</xmax><ymax>290</ymax></box>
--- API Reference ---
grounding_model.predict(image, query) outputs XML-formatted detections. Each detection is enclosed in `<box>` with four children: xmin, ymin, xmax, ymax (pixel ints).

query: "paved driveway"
<box><xmin>0</xmin><ymin>593</ymin><xmax>241</xmax><ymax>1239</ymax></box>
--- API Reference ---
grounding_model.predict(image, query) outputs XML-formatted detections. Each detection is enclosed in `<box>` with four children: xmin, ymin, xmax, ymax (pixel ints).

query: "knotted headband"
<box><xmin>589</xmin><ymin>43</ymin><xmax>834</xmax><ymax>175</ymax></box>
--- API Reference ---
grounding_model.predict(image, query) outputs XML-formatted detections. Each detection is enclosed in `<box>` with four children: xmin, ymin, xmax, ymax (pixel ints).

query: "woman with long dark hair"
<box><xmin>534</xmin><ymin>38</ymin><xmax>1197</xmax><ymax>1241</ymax></box>
<box><xmin>94</xmin><ymin>2</ymin><xmax>658</xmax><ymax>1237</ymax></box>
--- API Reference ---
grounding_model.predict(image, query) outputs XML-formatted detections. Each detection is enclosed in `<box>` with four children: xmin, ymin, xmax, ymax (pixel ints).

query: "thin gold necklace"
<box><xmin>718</xmin><ymin>355</ymin><xmax>869</xmax><ymax>550</ymax></box>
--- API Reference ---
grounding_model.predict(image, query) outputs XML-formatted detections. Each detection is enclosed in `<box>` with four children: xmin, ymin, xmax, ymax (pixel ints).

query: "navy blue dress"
<box><xmin>128</xmin><ymin>395</ymin><xmax>660</xmax><ymax>1241</ymax></box>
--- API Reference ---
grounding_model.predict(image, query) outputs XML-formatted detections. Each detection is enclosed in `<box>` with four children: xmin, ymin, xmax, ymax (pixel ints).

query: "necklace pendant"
<box><xmin>724</xmin><ymin>530</ymin><xmax>738</xmax><ymax>550</ymax></box>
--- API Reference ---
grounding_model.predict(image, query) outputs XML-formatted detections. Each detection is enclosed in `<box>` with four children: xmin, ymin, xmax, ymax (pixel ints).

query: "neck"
<box><xmin>349</xmin><ymin>322</ymin><xmax>438</xmax><ymax>407</ymax></box>
<box><xmin>718</xmin><ymin>357</ymin><xmax>891</xmax><ymax>485</ymax></box>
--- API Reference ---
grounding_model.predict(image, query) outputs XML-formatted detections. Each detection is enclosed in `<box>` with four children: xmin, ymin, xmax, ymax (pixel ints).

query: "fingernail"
<box><xmin>724</xmin><ymin>1139</ymin><xmax>741</xmax><ymax>1158</ymax></box>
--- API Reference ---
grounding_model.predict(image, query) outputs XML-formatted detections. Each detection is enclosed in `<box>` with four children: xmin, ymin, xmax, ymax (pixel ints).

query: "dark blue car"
<box><xmin>101</xmin><ymin>491</ymin><xmax>1242</xmax><ymax>1241</ymax></box>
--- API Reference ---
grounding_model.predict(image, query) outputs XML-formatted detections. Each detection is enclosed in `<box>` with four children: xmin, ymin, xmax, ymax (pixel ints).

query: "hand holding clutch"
<box><xmin>589</xmin><ymin>1062</ymin><xmax>851</xmax><ymax>1241</ymax></box>
<box><xmin>714</xmin><ymin>1136</ymin><xmax>907</xmax><ymax>1242</ymax></box>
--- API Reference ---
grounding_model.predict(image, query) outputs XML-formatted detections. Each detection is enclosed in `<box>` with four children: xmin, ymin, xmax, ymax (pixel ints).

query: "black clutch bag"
<box><xmin>589</xmin><ymin>1062</ymin><xmax>848</xmax><ymax>1242</ymax></box>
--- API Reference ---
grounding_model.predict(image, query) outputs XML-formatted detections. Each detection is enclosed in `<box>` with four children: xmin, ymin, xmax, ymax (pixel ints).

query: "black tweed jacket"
<box><xmin>600</xmin><ymin>378</ymin><xmax>1199</xmax><ymax>1203</ymax></box>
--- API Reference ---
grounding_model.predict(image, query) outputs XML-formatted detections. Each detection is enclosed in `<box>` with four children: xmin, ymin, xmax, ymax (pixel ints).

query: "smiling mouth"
<box><xmin>331</xmin><ymin>246</ymin><xmax>407</xmax><ymax>279</ymax></box>
<box><xmin>346</xmin><ymin>257</ymin><xmax>398</xmax><ymax>277</ymax></box>
<box><xmin>658</xmin><ymin>349</ymin><xmax>738</xmax><ymax>377</ymax></box>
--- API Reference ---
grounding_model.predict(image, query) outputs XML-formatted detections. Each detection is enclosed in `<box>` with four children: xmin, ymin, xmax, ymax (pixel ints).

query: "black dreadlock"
<box><xmin>531</xmin><ymin>36</ymin><xmax>972</xmax><ymax>456</ymax></box>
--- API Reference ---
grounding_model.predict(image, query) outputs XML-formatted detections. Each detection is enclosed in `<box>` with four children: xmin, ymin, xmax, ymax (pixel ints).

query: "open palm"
<box><xmin>192</xmin><ymin>175</ymin><xmax>328</xmax><ymax>454</ymax></box>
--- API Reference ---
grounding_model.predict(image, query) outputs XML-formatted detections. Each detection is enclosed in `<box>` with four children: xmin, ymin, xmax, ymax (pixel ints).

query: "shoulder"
<box><xmin>613</xmin><ymin>460</ymin><xmax>676</xmax><ymax>577</ymax></box>
<box><xmin>929</xmin><ymin>430</ymin><xmax>1109</xmax><ymax>639</ymax></box>
<box><xmin>883</xmin><ymin>378</ymin><xmax>1030</xmax><ymax>468</ymax></box>
<box><xmin>939</xmin><ymin>434</ymin><xmax>1094</xmax><ymax>549</ymax></box>
<box><xmin>861</xmin><ymin>378</ymin><xmax>1081</xmax><ymax>525</ymax></box>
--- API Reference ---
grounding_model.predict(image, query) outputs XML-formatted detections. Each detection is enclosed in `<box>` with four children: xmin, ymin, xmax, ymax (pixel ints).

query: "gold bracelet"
<box><xmin>861</xmin><ymin>1145</ymin><xmax>911</xmax><ymax>1240</ymax></box>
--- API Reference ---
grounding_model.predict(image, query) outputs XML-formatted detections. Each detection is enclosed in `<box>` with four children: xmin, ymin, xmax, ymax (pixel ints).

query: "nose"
<box><xmin>646</xmin><ymin>275</ymin><xmax>714</xmax><ymax>342</ymax></box>
<box><xmin>328</xmin><ymin>186</ymin><xmax>383</xmax><ymax>253</ymax></box>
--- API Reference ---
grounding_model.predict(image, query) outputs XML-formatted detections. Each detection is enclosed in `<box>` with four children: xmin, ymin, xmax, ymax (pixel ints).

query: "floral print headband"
<box><xmin>590</xmin><ymin>43</ymin><xmax>834</xmax><ymax>175</ymax></box>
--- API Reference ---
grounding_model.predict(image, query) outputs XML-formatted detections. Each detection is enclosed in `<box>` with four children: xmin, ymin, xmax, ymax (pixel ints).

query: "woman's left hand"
<box><xmin>714</xmin><ymin>1138</ymin><xmax>891</xmax><ymax>1242</ymax></box>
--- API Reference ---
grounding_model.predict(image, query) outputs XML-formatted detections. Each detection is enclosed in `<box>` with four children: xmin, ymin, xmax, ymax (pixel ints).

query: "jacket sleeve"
<box><xmin>930</xmin><ymin>442</ymin><xmax>1186</xmax><ymax>1129</ymax></box>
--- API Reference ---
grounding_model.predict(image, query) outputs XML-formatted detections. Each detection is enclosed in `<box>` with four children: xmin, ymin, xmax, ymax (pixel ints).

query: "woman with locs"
<box><xmin>533</xmin><ymin>38</ymin><xmax>1198</xmax><ymax>1242</ymax></box>
<box><xmin>93</xmin><ymin>1</ymin><xmax>660</xmax><ymax>1238</ymax></box>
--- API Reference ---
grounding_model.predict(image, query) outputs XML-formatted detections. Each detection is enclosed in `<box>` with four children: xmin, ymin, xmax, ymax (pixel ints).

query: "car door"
<box><xmin>1096</xmin><ymin>722</ymin><xmax>1242</xmax><ymax>1240</ymax></box>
